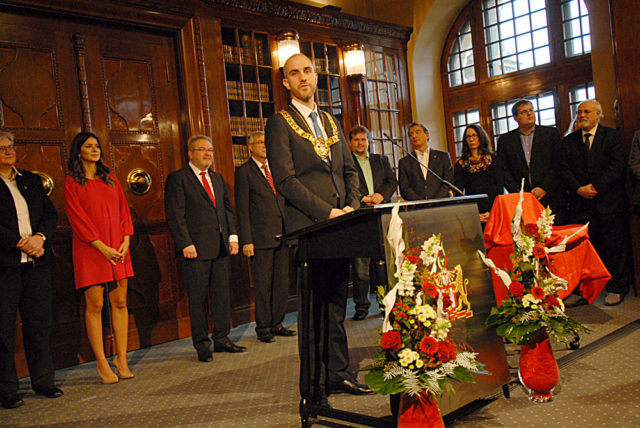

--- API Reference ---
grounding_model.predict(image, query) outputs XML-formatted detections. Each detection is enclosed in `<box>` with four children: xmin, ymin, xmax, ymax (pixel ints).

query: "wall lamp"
<box><xmin>343</xmin><ymin>42</ymin><xmax>366</xmax><ymax>77</ymax></box>
<box><xmin>276</xmin><ymin>29</ymin><xmax>300</xmax><ymax>68</ymax></box>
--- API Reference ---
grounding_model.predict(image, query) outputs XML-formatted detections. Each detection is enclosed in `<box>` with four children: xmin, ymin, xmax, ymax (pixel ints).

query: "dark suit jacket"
<box><xmin>352</xmin><ymin>153</ymin><xmax>397</xmax><ymax>202</ymax></box>
<box><xmin>0</xmin><ymin>169</ymin><xmax>57</xmax><ymax>267</ymax></box>
<box><xmin>560</xmin><ymin>124</ymin><xmax>628</xmax><ymax>219</ymax></box>
<box><xmin>165</xmin><ymin>166</ymin><xmax>236</xmax><ymax>260</ymax></box>
<box><xmin>398</xmin><ymin>149</ymin><xmax>453</xmax><ymax>200</ymax></box>
<box><xmin>497</xmin><ymin>125</ymin><xmax>562</xmax><ymax>202</ymax></box>
<box><xmin>234</xmin><ymin>159</ymin><xmax>285</xmax><ymax>249</ymax></box>
<box><xmin>265</xmin><ymin>105</ymin><xmax>360</xmax><ymax>233</ymax></box>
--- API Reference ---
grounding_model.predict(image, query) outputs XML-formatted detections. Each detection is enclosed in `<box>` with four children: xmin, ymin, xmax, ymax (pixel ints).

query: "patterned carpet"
<box><xmin>1</xmin><ymin>294</ymin><xmax>639</xmax><ymax>427</ymax></box>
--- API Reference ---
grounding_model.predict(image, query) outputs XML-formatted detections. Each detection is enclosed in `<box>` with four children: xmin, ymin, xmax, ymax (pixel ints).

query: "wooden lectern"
<box><xmin>285</xmin><ymin>196</ymin><xmax>510</xmax><ymax>427</ymax></box>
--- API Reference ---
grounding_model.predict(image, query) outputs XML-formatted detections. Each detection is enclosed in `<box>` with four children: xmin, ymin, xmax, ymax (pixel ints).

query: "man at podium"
<box><xmin>265</xmin><ymin>53</ymin><xmax>372</xmax><ymax>405</ymax></box>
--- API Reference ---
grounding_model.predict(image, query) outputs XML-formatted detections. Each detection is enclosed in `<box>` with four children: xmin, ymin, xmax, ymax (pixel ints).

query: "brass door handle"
<box><xmin>126</xmin><ymin>168</ymin><xmax>152</xmax><ymax>195</ymax></box>
<box><xmin>33</xmin><ymin>171</ymin><xmax>54</xmax><ymax>197</ymax></box>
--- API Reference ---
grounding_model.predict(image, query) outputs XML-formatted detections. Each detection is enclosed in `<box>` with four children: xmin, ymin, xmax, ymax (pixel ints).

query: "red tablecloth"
<box><xmin>484</xmin><ymin>193</ymin><xmax>610</xmax><ymax>304</ymax></box>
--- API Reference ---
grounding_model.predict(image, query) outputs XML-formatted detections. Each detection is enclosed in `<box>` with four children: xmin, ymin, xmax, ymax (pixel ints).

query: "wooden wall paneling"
<box><xmin>81</xmin><ymin>27</ymin><xmax>187</xmax><ymax>353</ymax></box>
<box><xmin>197</xmin><ymin>15</ymin><xmax>235</xmax><ymax>185</ymax></box>
<box><xmin>197</xmin><ymin>14</ymin><xmax>254</xmax><ymax>325</ymax></box>
<box><xmin>610</xmin><ymin>0</ymin><xmax>640</xmax><ymax>295</ymax></box>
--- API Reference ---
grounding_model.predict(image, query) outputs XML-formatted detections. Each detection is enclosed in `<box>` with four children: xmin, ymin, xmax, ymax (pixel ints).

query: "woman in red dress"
<box><xmin>64</xmin><ymin>132</ymin><xmax>134</xmax><ymax>384</ymax></box>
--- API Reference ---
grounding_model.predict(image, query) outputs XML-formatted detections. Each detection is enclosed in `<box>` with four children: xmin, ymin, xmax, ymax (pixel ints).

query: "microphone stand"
<box><xmin>383</xmin><ymin>132</ymin><xmax>463</xmax><ymax>196</ymax></box>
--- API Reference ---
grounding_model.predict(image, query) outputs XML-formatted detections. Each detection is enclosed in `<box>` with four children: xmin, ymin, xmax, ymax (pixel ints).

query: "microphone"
<box><xmin>383</xmin><ymin>133</ymin><xmax>463</xmax><ymax>196</ymax></box>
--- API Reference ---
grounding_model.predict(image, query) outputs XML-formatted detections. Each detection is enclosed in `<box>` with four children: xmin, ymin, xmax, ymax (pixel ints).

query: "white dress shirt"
<box><xmin>0</xmin><ymin>167</ymin><xmax>32</xmax><ymax>262</ymax></box>
<box><xmin>415</xmin><ymin>147</ymin><xmax>430</xmax><ymax>180</ymax></box>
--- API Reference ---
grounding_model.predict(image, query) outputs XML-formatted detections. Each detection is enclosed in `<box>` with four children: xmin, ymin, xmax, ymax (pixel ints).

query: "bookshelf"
<box><xmin>299</xmin><ymin>40</ymin><xmax>343</xmax><ymax>126</ymax></box>
<box><xmin>222</xmin><ymin>26</ymin><xmax>274</xmax><ymax>167</ymax></box>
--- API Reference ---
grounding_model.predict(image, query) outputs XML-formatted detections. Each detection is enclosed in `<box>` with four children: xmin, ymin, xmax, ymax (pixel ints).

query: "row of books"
<box><xmin>232</xmin><ymin>144</ymin><xmax>250</xmax><ymax>166</ymax></box>
<box><xmin>223</xmin><ymin>43</ymin><xmax>268</xmax><ymax>66</ymax></box>
<box><xmin>226</xmin><ymin>81</ymin><xmax>270</xmax><ymax>101</ymax></box>
<box><xmin>229</xmin><ymin>116</ymin><xmax>267</xmax><ymax>136</ymax></box>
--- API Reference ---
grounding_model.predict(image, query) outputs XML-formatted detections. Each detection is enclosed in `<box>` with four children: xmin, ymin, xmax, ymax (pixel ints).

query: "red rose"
<box><xmin>381</xmin><ymin>330</ymin><xmax>402</xmax><ymax>351</ymax></box>
<box><xmin>532</xmin><ymin>246</ymin><xmax>546</xmax><ymax>259</ymax></box>
<box><xmin>544</xmin><ymin>295</ymin><xmax>560</xmax><ymax>307</ymax></box>
<box><xmin>419</xmin><ymin>336</ymin><xmax>439</xmax><ymax>355</ymax></box>
<box><xmin>509</xmin><ymin>281</ymin><xmax>524</xmax><ymax>298</ymax></box>
<box><xmin>532</xmin><ymin>286</ymin><xmax>545</xmax><ymax>300</ymax></box>
<box><xmin>406</xmin><ymin>255</ymin><xmax>419</xmax><ymax>264</ymax></box>
<box><xmin>524</xmin><ymin>224</ymin><xmax>539</xmax><ymax>235</ymax></box>
<box><xmin>437</xmin><ymin>341</ymin><xmax>456</xmax><ymax>362</ymax></box>
<box><xmin>423</xmin><ymin>282</ymin><xmax>438</xmax><ymax>298</ymax></box>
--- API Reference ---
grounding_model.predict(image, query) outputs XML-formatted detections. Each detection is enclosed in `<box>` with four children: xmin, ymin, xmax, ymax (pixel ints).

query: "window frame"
<box><xmin>441</xmin><ymin>0</ymin><xmax>593</xmax><ymax>160</ymax></box>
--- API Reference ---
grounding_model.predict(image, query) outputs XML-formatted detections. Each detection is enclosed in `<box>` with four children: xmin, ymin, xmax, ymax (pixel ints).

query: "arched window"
<box><xmin>441</xmin><ymin>0</ymin><xmax>593</xmax><ymax>159</ymax></box>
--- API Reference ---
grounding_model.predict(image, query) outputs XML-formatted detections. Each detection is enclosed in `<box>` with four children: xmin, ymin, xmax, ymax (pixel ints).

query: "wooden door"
<box><xmin>0</xmin><ymin>11</ymin><xmax>186</xmax><ymax>373</ymax></box>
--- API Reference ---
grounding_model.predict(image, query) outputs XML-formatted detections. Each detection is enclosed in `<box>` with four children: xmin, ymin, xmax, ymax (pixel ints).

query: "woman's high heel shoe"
<box><xmin>113</xmin><ymin>356</ymin><xmax>134</xmax><ymax>379</ymax></box>
<box><xmin>97</xmin><ymin>364</ymin><xmax>119</xmax><ymax>385</ymax></box>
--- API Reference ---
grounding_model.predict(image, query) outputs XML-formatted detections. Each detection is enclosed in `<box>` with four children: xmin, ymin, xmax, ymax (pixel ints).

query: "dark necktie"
<box><xmin>584</xmin><ymin>133</ymin><xmax>592</xmax><ymax>150</ymax></box>
<box><xmin>309</xmin><ymin>111</ymin><xmax>324</xmax><ymax>139</ymax></box>
<box><xmin>199</xmin><ymin>171</ymin><xmax>216</xmax><ymax>207</ymax></box>
<box><xmin>261</xmin><ymin>163</ymin><xmax>276</xmax><ymax>195</ymax></box>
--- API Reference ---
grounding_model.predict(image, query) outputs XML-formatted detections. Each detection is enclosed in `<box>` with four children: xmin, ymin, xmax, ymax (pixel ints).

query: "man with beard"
<box><xmin>265</xmin><ymin>53</ymin><xmax>371</xmax><ymax>405</ymax></box>
<box><xmin>560</xmin><ymin>100</ymin><xmax>633</xmax><ymax>306</ymax></box>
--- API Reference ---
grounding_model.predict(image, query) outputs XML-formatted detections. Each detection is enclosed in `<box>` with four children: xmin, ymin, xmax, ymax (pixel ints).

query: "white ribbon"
<box><xmin>382</xmin><ymin>203</ymin><xmax>405</xmax><ymax>333</ymax></box>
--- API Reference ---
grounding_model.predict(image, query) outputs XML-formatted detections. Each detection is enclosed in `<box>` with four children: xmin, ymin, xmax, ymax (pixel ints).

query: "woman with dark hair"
<box><xmin>64</xmin><ymin>132</ymin><xmax>134</xmax><ymax>384</ymax></box>
<box><xmin>454</xmin><ymin>124</ymin><xmax>503</xmax><ymax>223</ymax></box>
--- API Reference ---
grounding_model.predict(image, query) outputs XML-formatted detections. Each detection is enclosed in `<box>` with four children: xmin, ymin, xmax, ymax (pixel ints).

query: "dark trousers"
<box><xmin>351</xmin><ymin>257</ymin><xmax>372</xmax><ymax>312</ymax></box>
<box><xmin>0</xmin><ymin>262</ymin><xmax>55</xmax><ymax>400</ymax></box>
<box><xmin>253</xmin><ymin>244</ymin><xmax>290</xmax><ymax>335</ymax></box>
<box><xmin>182</xmin><ymin>255</ymin><xmax>231</xmax><ymax>352</ymax></box>
<box><xmin>300</xmin><ymin>258</ymin><xmax>350</xmax><ymax>398</ymax></box>
<box><xmin>570</xmin><ymin>210</ymin><xmax>633</xmax><ymax>295</ymax></box>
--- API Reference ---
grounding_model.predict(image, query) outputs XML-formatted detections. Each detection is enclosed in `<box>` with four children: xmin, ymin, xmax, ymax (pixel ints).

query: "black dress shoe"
<box><xmin>213</xmin><ymin>337</ymin><xmax>247</xmax><ymax>353</ymax></box>
<box><xmin>328</xmin><ymin>378</ymin><xmax>374</xmax><ymax>395</ymax></box>
<box><xmin>33</xmin><ymin>386</ymin><xmax>64</xmax><ymax>398</ymax></box>
<box><xmin>2</xmin><ymin>394</ymin><xmax>24</xmax><ymax>409</ymax></box>
<box><xmin>197</xmin><ymin>342</ymin><xmax>213</xmax><ymax>362</ymax></box>
<box><xmin>257</xmin><ymin>332</ymin><xmax>275</xmax><ymax>343</ymax></box>
<box><xmin>272</xmin><ymin>326</ymin><xmax>296</xmax><ymax>336</ymax></box>
<box><xmin>352</xmin><ymin>309</ymin><xmax>368</xmax><ymax>321</ymax></box>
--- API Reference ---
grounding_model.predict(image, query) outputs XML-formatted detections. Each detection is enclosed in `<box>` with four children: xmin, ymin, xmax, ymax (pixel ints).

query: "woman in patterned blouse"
<box><xmin>454</xmin><ymin>124</ymin><xmax>503</xmax><ymax>223</ymax></box>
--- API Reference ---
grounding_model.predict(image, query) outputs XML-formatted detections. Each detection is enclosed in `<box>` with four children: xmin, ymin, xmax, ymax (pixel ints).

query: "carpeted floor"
<box><xmin>1</xmin><ymin>294</ymin><xmax>639</xmax><ymax>427</ymax></box>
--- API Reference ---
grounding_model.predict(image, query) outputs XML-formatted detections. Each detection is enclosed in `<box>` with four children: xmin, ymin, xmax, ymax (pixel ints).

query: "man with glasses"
<box><xmin>497</xmin><ymin>99</ymin><xmax>565</xmax><ymax>223</ymax></box>
<box><xmin>560</xmin><ymin>100</ymin><xmax>633</xmax><ymax>307</ymax></box>
<box><xmin>0</xmin><ymin>131</ymin><xmax>61</xmax><ymax>408</ymax></box>
<box><xmin>235</xmin><ymin>131</ymin><xmax>293</xmax><ymax>343</ymax></box>
<box><xmin>165</xmin><ymin>135</ymin><xmax>246</xmax><ymax>363</ymax></box>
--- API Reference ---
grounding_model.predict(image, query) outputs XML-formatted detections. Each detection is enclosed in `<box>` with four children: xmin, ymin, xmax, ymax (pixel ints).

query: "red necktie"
<box><xmin>199</xmin><ymin>171</ymin><xmax>216</xmax><ymax>207</ymax></box>
<box><xmin>262</xmin><ymin>163</ymin><xmax>277</xmax><ymax>195</ymax></box>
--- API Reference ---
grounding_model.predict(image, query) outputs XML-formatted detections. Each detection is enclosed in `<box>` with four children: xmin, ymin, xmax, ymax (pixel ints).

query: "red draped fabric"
<box><xmin>484</xmin><ymin>193</ymin><xmax>610</xmax><ymax>304</ymax></box>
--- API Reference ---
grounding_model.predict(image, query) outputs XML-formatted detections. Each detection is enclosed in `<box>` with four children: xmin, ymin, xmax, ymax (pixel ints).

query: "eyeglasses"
<box><xmin>0</xmin><ymin>145</ymin><xmax>16</xmax><ymax>152</ymax></box>
<box><xmin>191</xmin><ymin>148</ymin><xmax>214</xmax><ymax>153</ymax></box>
<box><xmin>464</xmin><ymin>134</ymin><xmax>478</xmax><ymax>140</ymax></box>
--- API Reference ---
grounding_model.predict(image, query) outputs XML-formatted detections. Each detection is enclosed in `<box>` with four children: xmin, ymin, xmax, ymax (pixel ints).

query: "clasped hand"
<box><xmin>16</xmin><ymin>235</ymin><xmax>44</xmax><ymax>258</ymax></box>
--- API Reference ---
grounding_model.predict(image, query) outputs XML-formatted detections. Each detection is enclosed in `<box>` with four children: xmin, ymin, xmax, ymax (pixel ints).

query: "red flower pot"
<box><xmin>518</xmin><ymin>332</ymin><xmax>559</xmax><ymax>403</ymax></box>
<box><xmin>398</xmin><ymin>391</ymin><xmax>444</xmax><ymax>428</ymax></box>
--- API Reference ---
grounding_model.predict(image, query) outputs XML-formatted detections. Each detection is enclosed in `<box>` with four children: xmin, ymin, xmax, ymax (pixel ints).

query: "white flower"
<box><xmin>522</xmin><ymin>293</ymin><xmax>540</xmax><ymax>308</ymax></box>
<box><xmin>420</xmin><ymin>235</ymin><xmax>443</xmax><ymax>269</ymax></box>
<box><xmin>415</xmin><ymin>359</ymin><xmax>424</xmax><ymax>368</ymax></box>
<box><xmin>431</xmin><ymin>317</ymin><xmax>451</xmax><ymax>340</ymax></box>
<box><xmin>395</xmin><ymin>259</ymin><xmax>417</xmax><ymax>296</ymax></box>
<box><xmin>537</xmin><ymin>207</ymin><xmax>555</xmax><ymax>240</ymax></box>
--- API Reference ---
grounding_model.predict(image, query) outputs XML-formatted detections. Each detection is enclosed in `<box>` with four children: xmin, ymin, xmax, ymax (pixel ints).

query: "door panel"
<box><xmin>0</xmin><ymin>11</ymin><xmax>187</xmax><ymax>373</ymax></box>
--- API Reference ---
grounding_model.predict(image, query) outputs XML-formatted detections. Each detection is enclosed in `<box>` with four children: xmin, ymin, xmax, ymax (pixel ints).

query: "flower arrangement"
<box><xmin>364</xmin><ymin>206</ymin><xmax>489</xmax><ymax>398</ymax></box>
<box><xmin>478</xmin><ymin>191</ymin><xmax>590</xmax><ymax>345</ymax></box>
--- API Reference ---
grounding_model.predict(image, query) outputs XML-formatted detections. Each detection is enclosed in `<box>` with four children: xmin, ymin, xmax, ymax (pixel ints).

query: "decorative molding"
<box><xmin>73</xmin><ymin>34</ymin><xmax>93</xmax><ymax>132</ymax></box>
<box><xmin>208</xmin><ymin>0</ymin><xmax>412</xmax><ymax>41</ymax></box>
<box><xmin>193</xmin><ymin>17</ymin><xmax>213</xmax><ymax>138</ymax></box>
